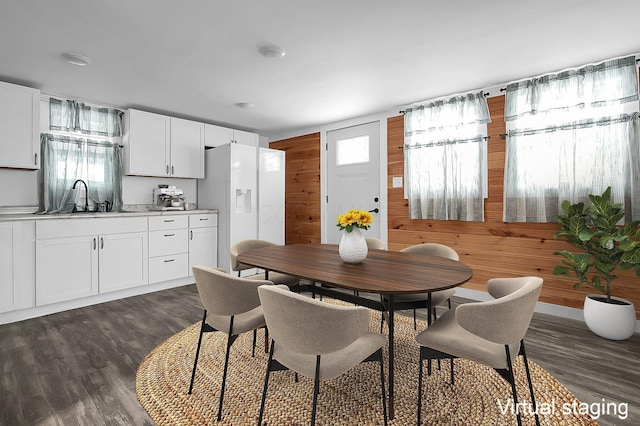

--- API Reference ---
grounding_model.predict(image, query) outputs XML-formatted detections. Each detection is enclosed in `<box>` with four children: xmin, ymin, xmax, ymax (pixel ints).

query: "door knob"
<box><xmin>368</xmin><ymin>208</ymin><xmax>379</xmax><ymax>213</ymax></box>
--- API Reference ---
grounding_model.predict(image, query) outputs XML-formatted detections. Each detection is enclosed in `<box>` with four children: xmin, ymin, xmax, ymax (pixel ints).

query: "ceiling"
<box><xmin>1</xmin><ymin>1</ymin><xmax>639</xmax><ymax>139</ymax></box>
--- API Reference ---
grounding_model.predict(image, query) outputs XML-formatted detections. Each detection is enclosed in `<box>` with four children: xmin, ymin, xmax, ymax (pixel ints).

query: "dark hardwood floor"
<box><xmin>1</xmin><ymin>285</ymin><xmax>638</xmax><ymax>425</ymax></box>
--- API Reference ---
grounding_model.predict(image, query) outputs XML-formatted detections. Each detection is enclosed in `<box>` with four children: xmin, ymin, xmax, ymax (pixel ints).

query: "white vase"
<box><xmin>583</xmin><ymin>294</ymin><xmax>636</xmax><ymax>340</ymax></box>
<box><xmin>338</xmin><ymin>227</ymin><xmax>368</xmax><ymax>264</ymax></box>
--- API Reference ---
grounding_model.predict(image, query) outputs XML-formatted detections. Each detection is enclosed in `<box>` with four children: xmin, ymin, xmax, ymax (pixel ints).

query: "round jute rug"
<box><xmin>136</xmin><ymin>301</ymin><xmax>597</xmax><ymax>425</ymax></box>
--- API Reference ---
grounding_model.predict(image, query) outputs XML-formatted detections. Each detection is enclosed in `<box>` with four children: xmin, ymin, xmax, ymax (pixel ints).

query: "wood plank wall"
<box><xmin>269</xmin><ymin>96</ymin><xmax>639</xmax><ymax>318</ymax></box>
<box><xmin>269</xmin><ymin>133</ymin><xmax>322</xmax><ymax>244</ymax></box>
<box><xmin>388</xmin><ymin>96</ymin><xmax>639</xmax><ymax>318</ymax></box>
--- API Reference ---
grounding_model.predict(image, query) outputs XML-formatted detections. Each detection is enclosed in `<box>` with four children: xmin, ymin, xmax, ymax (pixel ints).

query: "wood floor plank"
<box><xmin>0</xmin><ymin>284</ymin><xmax>638</xmax><ymax>425</ymax></box>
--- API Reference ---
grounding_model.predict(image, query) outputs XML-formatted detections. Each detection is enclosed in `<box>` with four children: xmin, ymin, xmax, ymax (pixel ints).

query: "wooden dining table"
<box><xmin>237</xmin><ymin>243</ymin><xmax>473</xmax><ymax>420</ymax></box>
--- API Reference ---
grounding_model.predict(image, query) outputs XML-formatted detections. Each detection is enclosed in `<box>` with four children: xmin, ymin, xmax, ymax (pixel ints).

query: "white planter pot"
<box><xmin>583</xmin><ymin>294</ymin><xmax>636</xmax><ymax>340</ymax></box>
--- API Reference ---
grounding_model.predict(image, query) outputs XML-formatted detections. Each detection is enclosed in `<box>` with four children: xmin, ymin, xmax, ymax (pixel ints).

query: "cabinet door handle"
<box><xmin>34</xmin><ymin>153</ymin><xmax>38</xmax><ymax>165</ymax></box>
<box><xmin>164</xmin><ymin>233</ymin><xmax>175</xmax><ymax>237</ymax></box>
<box><xmin>93</xmin><ymin>238</ymin><xmax>96</xmax><ymax>250</ymax></box>
<box><xmin>100</xmin><ymin>237</ymin><xmax>104</xmax><ymax>249</ymax></box>
<box><xmin>199</xmin><ymin>218</ymin><xmax>208</xmax><ymax>221</ymax></box>
<box><xmin>166</xmin><ymin>165</ymin><xmax>169</xmax><ymax>175</ymax></box>
<box><xmin>190</xmin><ymin>230</ymin><xmax>193</xmax><ymax>240</ymax></box>
<box><xmin>171</xmin><ymin>165</ymin><xmax>174</xmax><ymax>175</ymax></box>
<box><xmin>164</xmin><ymin>258</ymin><xmax>175</xmax><ymax>263</ymax></box>
<box><xmin>164</xmin><ymin>219</ymin><xmax>175</xmax><ymax>223</ymax></box>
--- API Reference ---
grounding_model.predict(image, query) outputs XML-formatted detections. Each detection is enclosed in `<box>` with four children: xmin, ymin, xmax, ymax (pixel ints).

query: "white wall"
<box><xmin>0</xmin><ymin>169</ymin><xmax>38</xmax><ymax>207</ymax></box>
<box><xmin>122</xmin><ymin>175</ymin><xmax>197</xmax><ymax>206</ymax></box>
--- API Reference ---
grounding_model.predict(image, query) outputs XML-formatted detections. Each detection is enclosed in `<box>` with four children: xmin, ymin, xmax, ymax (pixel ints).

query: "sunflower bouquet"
<box><xmin>336</xmin><ymin>209</ymin><xmax>374</xmax><ymax>233</ymax></box>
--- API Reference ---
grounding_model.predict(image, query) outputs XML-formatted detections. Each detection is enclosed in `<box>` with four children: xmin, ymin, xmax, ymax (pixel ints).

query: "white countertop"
<box><xmin>0</xmin><ymin>209</ymin><xmax>218</xmax><ymax>222</ymax></box>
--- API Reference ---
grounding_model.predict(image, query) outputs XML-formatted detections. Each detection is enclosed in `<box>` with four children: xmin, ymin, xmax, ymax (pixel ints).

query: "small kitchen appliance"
<box><xmin>153</xmin><ymin>186</ymin><xmax>185</xmax><ymax>210</ymax></box>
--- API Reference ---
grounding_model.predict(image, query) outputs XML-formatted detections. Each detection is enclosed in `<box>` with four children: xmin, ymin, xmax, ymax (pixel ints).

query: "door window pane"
<box><xmin>337</xmin><ymin>135</ymin><xmax>369</xmax><ymax>165</ymax></box>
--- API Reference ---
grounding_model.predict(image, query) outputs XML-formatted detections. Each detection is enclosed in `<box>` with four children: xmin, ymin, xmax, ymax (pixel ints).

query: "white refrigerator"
<box><xmin>197</xmin><ymin>143</ymin><xmax>285</xmax><ymax>274</ymax></box>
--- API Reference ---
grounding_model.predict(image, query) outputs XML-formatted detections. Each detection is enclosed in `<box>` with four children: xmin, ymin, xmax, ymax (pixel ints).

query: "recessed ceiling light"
<box><xmin>259</xmin><ymin>45</ymin><xmax>286</xmax><ymax>59</ymax></box>
<box><xmin>61</xmin><ymin>52</ymin><xmax>92</xmax><ymax>66</ymax></box>
<box><xmin>235</xmin><ymin>102</ymin><xmax>255</xmax><ymax>109</ymax></box>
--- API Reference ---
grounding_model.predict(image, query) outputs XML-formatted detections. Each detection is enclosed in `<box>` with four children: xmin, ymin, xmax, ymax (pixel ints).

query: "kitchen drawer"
<box><xmin>148</xmin><ymin>215</ymin><xmax>189</xmax><ymax>231</ymax></box>
<box><xmin>149</xmin><ymin>253</ymin><xmax>188</xmax><ymax>283</ymax></box>
<box><xmin>189</xmin><ymin>213</ymin><xmax>218</xmax><ymax>228</ymax></box>
<box><xmin>149</xmin><ymin>229</ymin><xmax>188</xmax><ymax>257</ymax></box>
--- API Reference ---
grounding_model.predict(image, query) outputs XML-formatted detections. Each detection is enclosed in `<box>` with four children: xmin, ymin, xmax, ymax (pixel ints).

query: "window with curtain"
<box><xmin>40</xmin><ymin>98</ymin><xmax>124</xmax><ymax>213</ymax></box>
<box><xmin>503</xmin><ymin>56</ymin><xmax>640</xmax><ymax>222</ymax></box>
<box><xmin>404</xmin><ymin>91</ymin><xmax>491</xmax><ymax>221</ymax></box>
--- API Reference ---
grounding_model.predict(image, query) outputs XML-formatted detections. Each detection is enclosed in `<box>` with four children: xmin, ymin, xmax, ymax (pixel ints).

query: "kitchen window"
<box><xmin>40</xmin><ymin>98</ymin><xmax>124</xmax><ymax>213</ymax></box>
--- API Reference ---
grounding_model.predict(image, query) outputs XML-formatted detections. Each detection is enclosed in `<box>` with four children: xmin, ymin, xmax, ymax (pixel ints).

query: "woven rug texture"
<box><xmin>136</xmin><ymin>301</ymin><xmax>597</xmax><ymax>425</ymax></box>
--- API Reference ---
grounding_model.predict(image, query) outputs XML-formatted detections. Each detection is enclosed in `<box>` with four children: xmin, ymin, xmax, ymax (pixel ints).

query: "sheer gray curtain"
<box><xmin>503</xmin><ymin>56</ymin><xmax>640</xmax><ymax>222</ymax></box>
<box><xmin>49</xmin><ymin>98</ymin><xmax>123</xmax><ymax>136</ymax></box>
<box><xmin>404</xmin><ymin>91</ymin><xmax>490</xmax><ymax>221</ymax></box>
<box><xmin>40</xmin><ymin>134</ymin><xmax>123</xmax><ymax>213</ymax></box>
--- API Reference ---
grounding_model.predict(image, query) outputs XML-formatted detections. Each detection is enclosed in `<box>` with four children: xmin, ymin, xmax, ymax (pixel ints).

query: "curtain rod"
<box><xmin>398</xmin><ymin>135</ymin><xmax>490</xmax><ymax>149</ymax></box>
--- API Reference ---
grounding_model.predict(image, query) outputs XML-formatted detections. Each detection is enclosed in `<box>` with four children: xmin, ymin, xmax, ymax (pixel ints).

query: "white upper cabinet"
<box><xmin>204</xmin><ymin>123</ymin><xmax>258</xmax><ymax>147</ymax></box>
<box><xmin>123</xmin><ymin>109</ymin><xmax>170</xmax><ymax>177</ymax></box>
<box><xmin>123</xmin><ymin>109</ymin><xmax>204</xmax><ymax>178</ymax></box>
<box><xmin>170</xmin><ymin>117</ymin><xmax>204</xmax><ymax>178</ymax></box>
<box><xmin>0</xmin><ymin>81</ymin><xmax>40</xmax><ymax>169</ymax></box>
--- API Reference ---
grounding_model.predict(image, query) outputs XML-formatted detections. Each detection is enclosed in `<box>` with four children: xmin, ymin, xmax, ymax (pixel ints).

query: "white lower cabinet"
<box><xmin>98</xmin><ymin>232</ymin><xmax>148</xmax><ymax>293</ymax></box>
<box><xmin>0</xmin><ymin>222</ymin><xmax>24</xmax><ymax>313</ymax></box>
<box><xmin>188</xmin><ymin>213</ymin><xmax>218</xmax><ymax>274</ymax></box>
<box><xmin>35</xmin><ymin>217</ymin><xmax>148</xmax><ymax>306</ymax></box>
<box><xmin>36</xmin><ymin>236</ymin><xmax>98</xmax><ymax>305</ymax></box>
<box><xmin>2</xmin><ymin>212</ymin><xmax>218</xmax><ymax>321</ymax></box>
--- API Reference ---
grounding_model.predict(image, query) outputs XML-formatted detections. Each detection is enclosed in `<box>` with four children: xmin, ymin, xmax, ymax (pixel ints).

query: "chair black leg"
<box><xmin>264</xmin><ymin>326</ymin><xmax>269</xmax><ymax>354</ymax></box>
<box><xmin>417</xmin><ymin>351</ymin><xmax>424</xmax><ymax>426</ymax></box>
<box><xmin>311</xmin><ymin>355</ymin><xmax>321</xmax><ymax>426</ymax></box>
<box><xmin>413</xmin><ymin>308</ymin><xmax>417</xmax><ymax>330</ymax></box>
<box><xmin>377</xmin><ymin>348</ymin><xmax>388</xmax><ymax>426</ymax></box>
<box><xmin>188</xmin><ymin>309</ymin><xmax>207</xmax><ymax>394</ymax></box>
<box><xmin>505</xmin><ymin>345</ymin><xmax>522</xmax><ymax>426</ymax></box>
<box><xmin>450</xmin><ymin>358</ymin><xmax>454</xmax><ymax>385</ymax></box>
<box><xmin>258</xmin><ymin>340</ymin><xmax>276</xmax><ymax>426</ymax></box>
<box><xmin>217</xmin><ymin>317</ymin><xmax>237</xmax><ymax>421</ymax></box>
<box><xmin>252</xmin><ymin>329</ymin><xmax>257</xmax><ymax>357</ymax></box>
<box><xmin>520</xmin><ymin>341</ymin><xmax>540</xmax><ymax>426</ymax></box>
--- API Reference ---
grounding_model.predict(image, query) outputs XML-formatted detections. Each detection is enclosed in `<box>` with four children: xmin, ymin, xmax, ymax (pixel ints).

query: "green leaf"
<box><xmin>553</xmin><ymin>265</ymin><xmax>570</xmax><ymax>275</ymax></box>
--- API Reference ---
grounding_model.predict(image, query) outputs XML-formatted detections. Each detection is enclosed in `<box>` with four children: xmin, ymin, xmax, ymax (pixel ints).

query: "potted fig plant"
<box><xmin>553</xmin><ymin>187</ymin><xmax>640</xmax><ymax>340</ymax></box>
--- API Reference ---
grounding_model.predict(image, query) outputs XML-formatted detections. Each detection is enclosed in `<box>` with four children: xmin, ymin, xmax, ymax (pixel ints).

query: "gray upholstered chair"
<box><xmin>388</xmin><ymin>243</ymin><xmax>459</xmax><ymax>329</ymax></box>
<box><xmin>230</xmin><ymin>239</ymin><xmax>301</xmax><ymax>288</ymax></box>
<box><xmin>416</xmin><ymin>277</ymin><xmax>543</xmax><ymax>426</ymax></box>
<box><xmin>257</xmin><ymin>285</ymin><xmax>388</xmax><ymax>426</ymax></box>
<box><xmin>188</xmin><ymin>266</ymin><xmax>283</xmax><ymax>421</ymax></box>
<box><xmin>365</xmin><ymin>237</ymin><xmax>385</xmax><ymax>250</ymax></box>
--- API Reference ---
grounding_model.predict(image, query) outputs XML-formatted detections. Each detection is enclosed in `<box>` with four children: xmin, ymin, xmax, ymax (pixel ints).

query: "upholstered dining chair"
<box><xmin>415</xmin><ymin>276</ymin><xmax>543</xmax><ymax>426</ymax></box>
<box><xmin>382</xmin><ymin>243</ymin><xmax>459</xmax><ymax>331</ymax></box>
<box><xmin>188</xmin><ymin>266</ymin><xmax>284</xmax><ymax>421</ymax></box>
<box><xmin>257</xmin><ymin>285</ymin><xmax>388</xmax><ymax>426</ymax></box>
<box><xmin>365</xmin><ymin>237</ymin><xmax>385</xmax><ymax>250</ymax></box>
<box><xmin>230</xmin><ymin>239</ymin><xmax>301</xmax><ymax>288</ymax></box>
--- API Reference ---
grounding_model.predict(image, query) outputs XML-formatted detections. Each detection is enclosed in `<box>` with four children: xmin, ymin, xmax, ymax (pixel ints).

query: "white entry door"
<box><xmin>326</xmin><ymin>121</ymin><xmax>381</xmax><ymax>244</ymax></box>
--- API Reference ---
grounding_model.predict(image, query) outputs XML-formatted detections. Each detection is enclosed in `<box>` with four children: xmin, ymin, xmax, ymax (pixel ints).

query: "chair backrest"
<box><xmin>365</xmin><ymin>238</ymin><xmax>385</xmax><ymax>250</ymax></box>
<box><xmin>192</xmin><ymin>265</ymin><xmax>271</xmax><ymax>316</ymax></box>
<box><xmin>258</xmin><ymin>285</ymin><xmax>370</xmax><ymax>355</ymax></box>
<box><xmin>400</xmin><ymin>243</ymin><xmax>459</xmax><ymax>261</ymax></box>
<box><xmin>229</xmin><ymin>239</ymin><xmax>276</xmax><ymax>272</ymax></box>
<box><xmin>455</xmin><ymin>277</ymin><xmax>543</xmax><ymax>346</ymax></box>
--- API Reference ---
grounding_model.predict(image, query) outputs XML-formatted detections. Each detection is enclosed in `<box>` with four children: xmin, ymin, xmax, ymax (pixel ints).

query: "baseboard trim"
<box><xmin>455</xmin><ymin>288</ymin><xmax>640</xmax><ymax>334</ymax></box>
